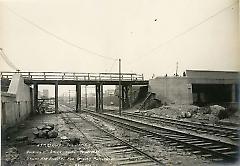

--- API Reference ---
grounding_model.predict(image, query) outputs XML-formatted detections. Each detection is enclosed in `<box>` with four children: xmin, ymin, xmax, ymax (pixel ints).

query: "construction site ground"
<box><xmin>1</xmin><ymin>112</ymin><xmax>109</xmax><ymax>166</ymax></box>
<box><xmin>1</xmin><ymin>104</ymin><xmax>239</xmax><ymax>166</ymax></box>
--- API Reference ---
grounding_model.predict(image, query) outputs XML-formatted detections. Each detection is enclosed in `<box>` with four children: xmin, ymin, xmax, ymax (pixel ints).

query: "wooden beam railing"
<box><xmin>0</xmin><ymin>71</ymin><xmax>145</xmax><ymax>81</ymax></box>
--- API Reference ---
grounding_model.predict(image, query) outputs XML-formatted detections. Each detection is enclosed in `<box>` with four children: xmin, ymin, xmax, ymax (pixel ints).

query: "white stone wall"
<box><xmin>1</xmin><ymin>74</ymin><xmax>32</xmax><ymax>130</ymax></box>
<box><xmin>149</xmin><ymin>77</ymin><xmax>193</xmax><ymax>105</ymax></box>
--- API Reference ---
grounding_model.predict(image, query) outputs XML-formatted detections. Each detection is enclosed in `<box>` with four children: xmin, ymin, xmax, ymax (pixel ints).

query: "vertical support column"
<box><xmin>30</xmin><ymin>87</ymin><xmax>33</xmax><ymax>115</ymax></box>
<box><xmin>85</xmin><ymin>85</ymin><xmax>88</xmax><ymax>108</ymax></box>
<box><xmin>96</xmin><ymin>84</ymin><xmax>99</xmax><ymax>112</ymax></box>
<box><xmin>100</xmin><ymin>84</ymin><xmax>104</xmax><ymax>112</ymax></box>
<box><xmin>232</xmin><ymin>84</ymin><xmax>236</xmax><ymax>102</ymax></box>
<box><xmin>129</xmin><ymin>85</ymin><xmax>133</xmax><ymax>108</ymax></box>
<box><xmin>118</xmin><ymin>59</ymin><xmax>122</xmax><ymax>115</ymax></box>
<box><xmin>122</xmin><ymin>85</ymin><xmax>130</xmax><ymax>109</ymax></box>
<box><xmin>76</xmin><ymin>83</ymin><xmax>81</xmax><ymax>112</ymax></box>
<box><xmin>33</xmin><ymin>83</ymin><xmax>38</xmax><ymax>113</ymax></box>
<box><xmin>122</xmin><ymin>86</ymin><xmax>125</xmax><ymax>109</ymax></box>
<box><xmin>125</xmin><ymin>85</ymin><xmax>130</xmax><ymax>109</ymax></box>
<box><xmin>119</xmin><ymin>84</ymin><xmax>122</xmax><ymax>115</ymax></box>
<box><xmin>55</xmin><ymin>81</ymin><xmax>59</xmax><ymax>114</ymax></box>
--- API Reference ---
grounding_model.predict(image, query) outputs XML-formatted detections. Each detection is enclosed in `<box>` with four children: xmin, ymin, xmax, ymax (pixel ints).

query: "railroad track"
<box><xmin>83</xmin><ymin>109</ymin><xmax>239</xmax><ymax>163</ymax></box>
<box><xmin>61</xmin><ymin>112</ymin><xmax>164</xmax><ymax>166</ymax></box>
<box><xmin>118</xmin><ymin>112</ymin><xmax>239</xmax><ymax>142</ymax></box>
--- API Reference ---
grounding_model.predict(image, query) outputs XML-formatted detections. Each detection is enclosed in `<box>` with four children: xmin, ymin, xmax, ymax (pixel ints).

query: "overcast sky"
<box><xmin>0</xmin><ymin>0</ymin><xmax>239</xmax><ymax>96</ymax></box>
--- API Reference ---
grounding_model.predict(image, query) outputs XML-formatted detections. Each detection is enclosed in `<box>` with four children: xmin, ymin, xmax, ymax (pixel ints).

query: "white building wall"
<box><xmin>1</xmin><ymin>74</ymin><xmax>32</xmax><ymax>130</ymax></box>
<box><xmin>149</xmin><ymin>77</ymin><xmax>193</xmax><ymax>105</ymax></box>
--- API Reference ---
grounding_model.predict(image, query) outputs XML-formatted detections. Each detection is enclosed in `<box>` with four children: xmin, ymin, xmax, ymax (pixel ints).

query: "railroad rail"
<box><xmin>61</xmin><ymin>112</ymin><xmax>163</xmax><ymax>165</ymax></box>
<box><xmin>120</xmin><ymin>112</ymin><xmax>240</xmax><ymax>142</ymax></box>
<box><xmin>83</xmin><ymin>109</ymin><xmax>239</xmax><ymax>163</ymax></box>
<box><xmin>0</xmin><ymin>71</ymin><xmax>144</xmax><ymax>81</ymax></box>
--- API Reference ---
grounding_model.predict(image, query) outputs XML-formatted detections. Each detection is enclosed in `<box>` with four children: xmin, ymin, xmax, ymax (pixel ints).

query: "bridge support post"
<box><xmin>33</xmin><ymin>83</ymin><xmax>38</xmax><ymax>113</ymax></box>
<box><xmin>122</xmin><ymin>85</ymin><xmax>130</xmax><ymax>110</ymax></box>
<box><xmin>96</xmin><ymin>84</ymin><xmax>100</xmax><ymax>112</ymax></box>
<box><xmin>55</xmin><ymin>81</ymin><xmax>58</xmax><ymax>114</ymax></box>
<box><xmin>121</xmin><ymin>86</ymin><xmax>125</xmax><ymax>109</ymax></box>
<box><xmin>100</xmin><ymin>84</ymin><xmax>104</xmax><ymax>112</ymax></box>
<box><xmin>129</xmin><ymin>85</ymin><xmax>133</xmax><ymax>108</ymax></box>
<box><xmin>125</xmin><ymin>86</ymin><xmax>130</xmax><ymax>109</ymax></box>
<box><xmin>76</xmin><ymin>83</ymin><xmax>81</xmax><ymax>112</ymax></box>
<box><xmin>119</xmin><ymin>84</ymin><xmax>122</xmax><ymax>115</ymax></box>
<box><xmin>95</xmin><ymin>84</ymin><xmax>103</xmax><ymax>112</ymax></box>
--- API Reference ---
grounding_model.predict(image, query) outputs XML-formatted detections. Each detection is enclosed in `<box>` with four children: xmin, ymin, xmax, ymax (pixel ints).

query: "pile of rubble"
<box><xmin>209</xmin><ymin>105</ymin><xmax>228</xmax><ymax>119</ymax></box>
<box><xmin>4</xmin><ymin>147</ymin><xmax>19</xmax><ymax>164</ymax></box>
<box><xmin>146</xmin><ymin>104</ymin><xmax>231</xmax><ymax>124</ymax></box>
<box><xmin>60</xmin><ymin>136</ymin><xmax>80</xmax><ymax>145</ymax></box>
<box><xmin>178</xmin><ymin>105</ymin><xmax>229</xmax><ymax>123</ymax></box>
<box><xmin>33</xmin><ymin>123</ymin><xmax>58</xmax><ymax>138</ymax></box>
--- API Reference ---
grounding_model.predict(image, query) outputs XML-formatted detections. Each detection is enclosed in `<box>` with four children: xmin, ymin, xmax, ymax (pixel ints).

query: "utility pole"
<box><xmin>119</xmin><ymin>58</ymin><xmax>122</xmax><ymax>116</ymax></box>
<box><xmin>85</xmin><ymin>85</ymin><xmax>88</xmax><ymax>108</ymax></box>
<box><xmin>176</xmin><ymin>61</ymin><xmax>178</xmax><ymax>76</ymax></box>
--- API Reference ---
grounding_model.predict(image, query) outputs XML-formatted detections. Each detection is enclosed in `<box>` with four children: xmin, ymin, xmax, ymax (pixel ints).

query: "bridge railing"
<box><xmin>0</xmin><ymin>72</ymin><xmax>144</xmax><ymax>81</ymax></box>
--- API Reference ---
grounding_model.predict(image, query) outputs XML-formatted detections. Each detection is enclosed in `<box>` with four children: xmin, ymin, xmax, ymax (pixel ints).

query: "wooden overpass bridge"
<box><xmin>1</xmin><ymin>72</ymin><xmax>149</xmax><ymax>114</ymax></box>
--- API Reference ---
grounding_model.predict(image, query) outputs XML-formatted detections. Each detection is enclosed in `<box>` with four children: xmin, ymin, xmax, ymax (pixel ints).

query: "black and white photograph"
<box><xmin>0</xmin><ymin>0</ymin><xmax>240</xmax><ymax>165</ymax></box>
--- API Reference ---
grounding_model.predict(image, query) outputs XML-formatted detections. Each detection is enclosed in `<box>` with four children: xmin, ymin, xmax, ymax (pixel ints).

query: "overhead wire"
<box><xmin>107</xmin><ymin>60</ymin><xmax>118</xmax><ymax>72</ymax></box>
<box><xmin>5</xmin><ymin>6</ymin><xmax>117</xmax><ymax>61</ymax></box>
<box><xmin>0</xmin><ymin>48</ymin><xmax>20</xmax><ymax>71</ymax></box>
<box><xmin>3</xmin><ymin>2</ymin><xmax>237</xmax><ymax>72</ymax></box>
<box><xmin>128</xmin><ymin>1</ymin><xmax>238</xmax><ymax>66</ymax></box>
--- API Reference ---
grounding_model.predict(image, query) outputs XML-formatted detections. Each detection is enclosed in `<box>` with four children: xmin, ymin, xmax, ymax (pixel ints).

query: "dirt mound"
<box><xmin>146</xmin><ymin>105</ymin><xmax>200</xmax><ymax>119</ymax></box>
<box><xmin>143</xmin><ymin>104</ymin><xmax>237</xmax><ymax>124</ymax></box>
<box><xmin>209</xmin><ymin>105</ymin><xmax>227</xmax><ymax>119</ymax></box>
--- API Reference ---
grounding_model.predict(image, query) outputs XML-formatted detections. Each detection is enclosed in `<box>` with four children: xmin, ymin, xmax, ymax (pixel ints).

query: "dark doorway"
<box><xmin>192</xmin><ymin>84</ymin><xmax>232</xmax><ymax>106</ymax></box>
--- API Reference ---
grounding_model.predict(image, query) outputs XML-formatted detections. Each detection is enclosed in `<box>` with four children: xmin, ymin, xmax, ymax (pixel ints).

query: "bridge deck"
<box><xmin>1</xmin><ymin>72</ymin><xmax>148</xmax><ymax>85</ymax></box>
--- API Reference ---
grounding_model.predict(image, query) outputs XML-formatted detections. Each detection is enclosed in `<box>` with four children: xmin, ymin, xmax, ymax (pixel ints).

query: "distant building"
<box><xmin>42</xmin><ymin>89</ymin><xmax>49</xmax><ymax>98</ymax></box>
<box><xmin>104</xmin><ymin>89</ymin><xmax>115</xmax><ymax>97</ymax></box>
<box><xmin>149</xmin><ymin>70</ymin><xmax>239</xmax><ymax>106</ymax></box>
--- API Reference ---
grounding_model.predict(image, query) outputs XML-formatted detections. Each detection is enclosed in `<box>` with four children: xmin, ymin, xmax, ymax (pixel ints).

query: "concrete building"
<box><xmin>149</xmin><ymin>70</ymin><xmax>239</xmax><ymax>106</ymax></box>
